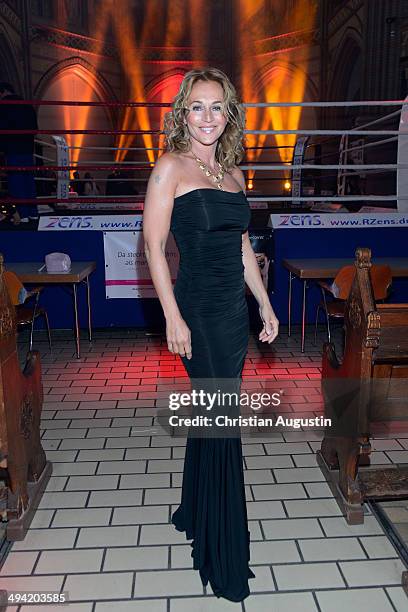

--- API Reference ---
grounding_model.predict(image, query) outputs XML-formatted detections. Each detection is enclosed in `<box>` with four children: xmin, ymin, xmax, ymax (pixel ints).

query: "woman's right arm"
<box><xmin>143</xmin><ymin>155</ymin><xmax>192</xmax><ymax>359</ymax></box>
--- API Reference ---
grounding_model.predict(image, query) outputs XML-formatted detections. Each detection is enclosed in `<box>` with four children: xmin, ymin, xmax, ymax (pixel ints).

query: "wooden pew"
<box><xmin>316</xmin><ymin>247</ymin><xmax>408</xmax><ymax>588</ymax></box>
<box><xmin>317</xmin><ymin>247</ymin><xmax>408</xmax><ymax>521</ymax></box>
<box><xmin>0</xmin><ymin>253</ymin><xmax>52</xmax><ymax>540</ymax></box>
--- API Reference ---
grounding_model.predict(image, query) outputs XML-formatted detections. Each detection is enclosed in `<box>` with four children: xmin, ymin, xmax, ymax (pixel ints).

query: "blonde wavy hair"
<box><xmin>163</xmin><ymin>67</ymin><xmax>246</xmax><ymax>171</ymax></box>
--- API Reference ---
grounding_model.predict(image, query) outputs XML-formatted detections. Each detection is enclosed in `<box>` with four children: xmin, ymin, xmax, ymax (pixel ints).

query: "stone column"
<box><xmin>20</xmin><ymin>0</ymin><xmax>32</xmax><ymax>98</ymax></box>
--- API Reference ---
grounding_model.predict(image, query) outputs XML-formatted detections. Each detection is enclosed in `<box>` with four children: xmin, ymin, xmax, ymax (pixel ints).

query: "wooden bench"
<box><xmin>0</xmin><ymin>253</ymin><xmax>52</xmax><ymax>540</ymax></box>
<box><xmin>316</xmin><ymin>247</ymin><xmax>408</xmax><ymax>591</ymax></box>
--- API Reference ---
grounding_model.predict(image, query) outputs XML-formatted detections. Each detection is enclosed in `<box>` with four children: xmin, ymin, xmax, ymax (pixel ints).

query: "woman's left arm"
<box><xmin>242</xmin><ymin>232</ymin><xmax>268</xmax><ymax>306</ymax></box>
<box><xmin>242</xmin><ymin>232</ymin><xmax>279</xmax><ymax>342</ymax></box>
<box><xmin>231</xmin><ymin>166</ymin><xmax>279</xmax><ymax>343</ymax></box>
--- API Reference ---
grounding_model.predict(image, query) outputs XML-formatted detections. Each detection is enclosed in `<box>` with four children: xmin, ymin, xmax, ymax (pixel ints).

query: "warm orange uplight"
<box><xmin>189</xmin><ymin>0</ymin><xmax>209</xmax><ymax>67</ymax></box>
<box><xmin>284</xmin><ymin>180</ymin><xmax>291</xmax><ymax>191</ymax></box>
<box><xmin>247</xmin><ymin>179</ymin><xmax>254</xmax><ymax>190</ymax></box>
<box><xmin>54</xmin><ymin>0</ymin><xmax>316</xmax><ymax>186</ymax></box>
<box><xmin>112</xmin><ymin>1</ymin><xmax>155</xmax><ymax>164</ymax></box>
<box><xmin>158</xmin><ymin>2</ymin><xmax>189</xmax><ymax>155</ymax></box>
<box><xmin>149</xmin><ymin>74</ymin><xmax>185</xmax><ymax>156</ymax></box>
<box><xmin>237</xmin><ymin>0</ymin><xmax>265</xmax><ymax>188</ymax></box>
<box><xmin>114</xmin><ymin>0</ymin><xmax>209</xmax><ymax>164</ymax></box>
<box><xmin>238</xmin><ymin>0</ymin><xmax>317</xmax><ymax>189</ymax></box>
<box><xmin>57</xmin><ymin>2</ymin><xmax>111</xmax><ymax>170</ymax></box>
<box><xmin>59</xmin><ymin>69</ymin><xmax>107</xmax><ymax>172</ymax></box>
<box><xmin>264</xmin><ymin>1</ymin><xmax>317</xmax><ymax>166</ymax></box>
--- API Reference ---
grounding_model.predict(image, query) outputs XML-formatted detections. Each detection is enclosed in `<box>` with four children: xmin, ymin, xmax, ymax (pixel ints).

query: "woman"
<box><xmin>143</xmin><ymin>67</ymin><xmax>279</xmax><ymax>602</ymax></box>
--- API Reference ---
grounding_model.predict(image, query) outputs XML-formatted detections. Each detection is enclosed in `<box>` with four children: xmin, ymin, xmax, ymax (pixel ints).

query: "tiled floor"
<box><xmin>0</xmin><ymin>325</ymin><xmax>407</xmax><ymax>611</ymax></box>
<box><xmin>381</xmin><ymin>500</ymin><xmax>408</xmax><ymax>550</ymax></box>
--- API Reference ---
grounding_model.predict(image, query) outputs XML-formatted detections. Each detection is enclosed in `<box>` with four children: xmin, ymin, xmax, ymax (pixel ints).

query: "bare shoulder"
<box><xmin>230</xmin><ymin>165</ymin><xmax>246</xmax><ymax>191</ymax></box>
<box><xmin>151</xmin><ymin>151</ymin><xmax>180</xmax><ymax>184</ymax></box>
<box><xmin>145</xmin><ymin>151</ymin><xmax>184</xmax><ymax>210</ymax></box>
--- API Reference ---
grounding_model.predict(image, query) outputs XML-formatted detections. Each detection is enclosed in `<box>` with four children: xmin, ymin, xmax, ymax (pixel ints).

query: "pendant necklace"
<box><xmin>194</xmin><ymin>156</ymin><xmax>225</xmax><ymax>190</ymax></box>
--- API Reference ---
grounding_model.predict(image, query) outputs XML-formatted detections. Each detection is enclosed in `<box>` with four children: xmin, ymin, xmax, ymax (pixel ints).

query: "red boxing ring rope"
<box><xmin>0</xmin><ymin>98</ymin><xmax>406</xmax><ymax>107</ymax></box>
<box><xmin>0</xmin><ymin>97</ymin><xmax>407</xmax><ymax>212</ymax></box>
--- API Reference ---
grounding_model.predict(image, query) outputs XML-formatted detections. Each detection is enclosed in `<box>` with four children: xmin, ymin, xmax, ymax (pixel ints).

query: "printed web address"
<box><xmin>101</xmin><ymin>217</ymin><xmax>408</xmax><ymax>229</ymax></box>
<box><xmin>100</xmin><ymin>221</ymin><xmax>141</xmax><ymax>229</ymax></box>
<box><xmin>38</xmin><ymin>216</ymin><xmax>143</xmax><ymax>231</ymax></box>
<box><xmin>329</xmin><ymin>217</ymin><xmax>408</xmax><ymax>227</ymax></box>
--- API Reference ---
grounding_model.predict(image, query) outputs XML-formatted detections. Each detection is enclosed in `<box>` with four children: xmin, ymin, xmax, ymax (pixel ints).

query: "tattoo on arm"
<box><xmin>154</xmin><ymin>175</ymin><xmax>161</xmax><ymax>184</ymax></box>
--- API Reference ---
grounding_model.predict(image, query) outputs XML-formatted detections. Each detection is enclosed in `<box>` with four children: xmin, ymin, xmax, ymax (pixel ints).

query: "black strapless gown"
<box><xmin>169</xmin><ymin>188</ymin><xmax>255</xmax><ymax>602</ymax></box>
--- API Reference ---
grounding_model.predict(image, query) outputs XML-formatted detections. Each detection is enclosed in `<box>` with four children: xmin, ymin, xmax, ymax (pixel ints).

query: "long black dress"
<box><xmin>169</xmin><ymin>187</ymin><xmax>255</xmax><ymax>602</ymax></box>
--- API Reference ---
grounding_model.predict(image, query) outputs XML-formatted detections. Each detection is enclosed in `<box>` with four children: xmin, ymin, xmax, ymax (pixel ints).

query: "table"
<box><xmin>282</xmin><ymin>258</ymin><xmax>408</xmax><ymax>352</ymax></box>
<box><xmin>6</xmin><ymin>261</ymin><xmax>96</xmax><ymax>359</ymax></box>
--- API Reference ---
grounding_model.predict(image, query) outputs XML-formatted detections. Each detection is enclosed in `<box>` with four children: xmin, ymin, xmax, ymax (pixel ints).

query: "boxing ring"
<box><xmin>1</xmin><ymin>97</ymin><xmax>408</xmax><ymax>344</ymax></box>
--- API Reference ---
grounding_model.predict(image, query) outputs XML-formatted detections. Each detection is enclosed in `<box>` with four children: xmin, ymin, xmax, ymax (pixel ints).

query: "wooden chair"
<box><xmin>0</xmin><ymin>253</ymin><xmax>52</xmax><ymax>540</ymax></box>
<box><xmin>3</xmin><ymin>270</ymin><xmax>52</xmax><ymax>351</ymax></box>
<box><xmin>314</xmin><ymin>262</ymin><xmax>392</xmax><ymax>344</ymax></box>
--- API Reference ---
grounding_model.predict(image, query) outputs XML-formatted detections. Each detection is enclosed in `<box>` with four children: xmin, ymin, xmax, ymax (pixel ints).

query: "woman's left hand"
<box><xmin>259</xmin><ymin>302</ymin><xmax>279</xmax><ymax>343</ymax></box>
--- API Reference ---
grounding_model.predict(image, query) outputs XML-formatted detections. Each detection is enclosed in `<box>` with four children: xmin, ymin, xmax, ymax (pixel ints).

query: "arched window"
<box><xmin>37</xmin><ymin>63</ymin><xmax>114</xmax><ymax>191</ymax></box>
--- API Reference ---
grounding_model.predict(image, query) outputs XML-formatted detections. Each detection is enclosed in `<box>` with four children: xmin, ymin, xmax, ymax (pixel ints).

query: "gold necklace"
<box><xmin>194</xmin><ymin>156</ymin><xmax>225</xmax><ymax>190</ymax></box>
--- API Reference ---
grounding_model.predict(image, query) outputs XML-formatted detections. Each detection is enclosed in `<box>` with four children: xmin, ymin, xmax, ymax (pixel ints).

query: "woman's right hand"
<box><xmin>166</xmin><ymin>315</ymin><xmax>192</xmax><ymax>359</ymax></box>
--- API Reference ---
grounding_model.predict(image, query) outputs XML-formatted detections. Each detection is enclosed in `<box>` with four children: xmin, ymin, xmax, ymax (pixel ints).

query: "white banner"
<box><xmin>103</xmin><ymin>231</ymin><xmax>179</xmax><ymax>298</ymax></box>
<box><xmin>269</xmin><ymin>212</ymin><xmax>408</xmax><ymax>229</ymax></box>
<box><xmin>38</xmin><ymin>214</ymin><xmax>143</xmax><ymax>231</ymax></box>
